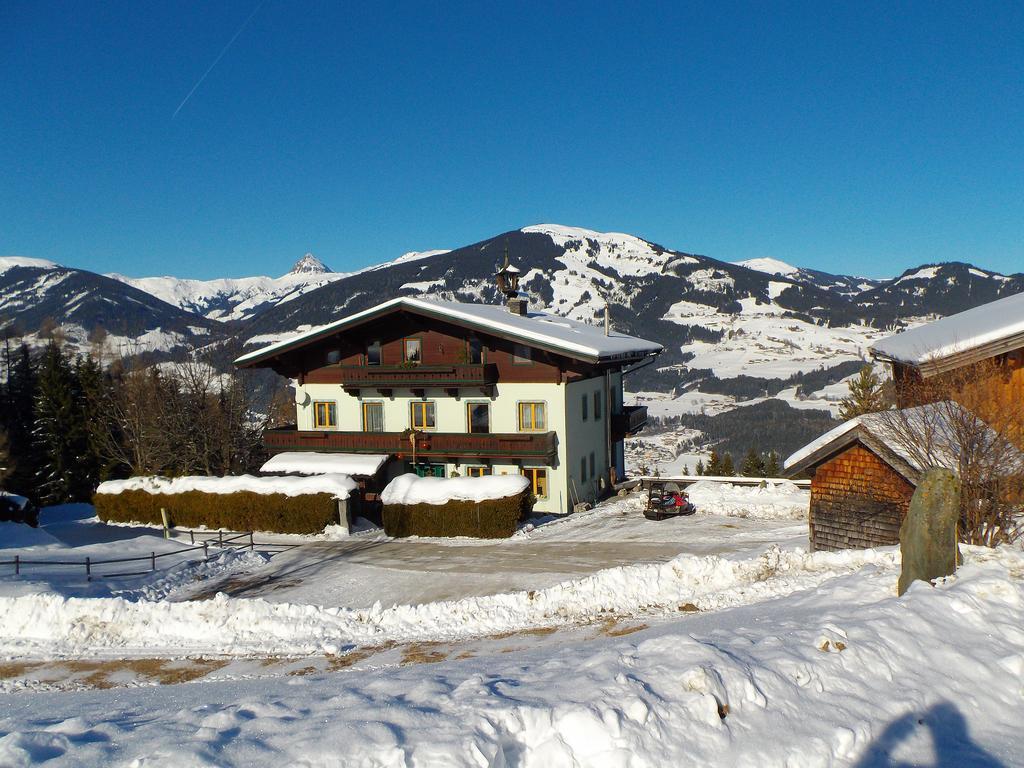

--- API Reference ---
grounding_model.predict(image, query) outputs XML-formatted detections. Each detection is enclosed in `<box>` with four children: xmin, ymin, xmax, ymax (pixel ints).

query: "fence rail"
<box><xmin>1</xmin><ymin>529</ymin><xmax>296</xmax><ymax>580</ymax></box>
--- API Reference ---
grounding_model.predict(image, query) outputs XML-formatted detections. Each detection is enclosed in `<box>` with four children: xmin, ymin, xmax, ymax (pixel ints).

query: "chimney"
<box><xmin>507</xmin><ymin>296</ymin><xmax>528</xmax><ymax>316</ymax></box>
<box><xmin>604</xmin><ymin>303</ymin><xmax>610</xmax><ymax>335</ymax></box>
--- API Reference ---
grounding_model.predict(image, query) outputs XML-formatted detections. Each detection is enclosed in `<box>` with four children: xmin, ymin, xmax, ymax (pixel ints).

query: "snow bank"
<box><xmin>95</xmin><ymin>474</ymin><xmax>357</xmax><ymax>500</ymax></box>
<box><xmin>6</xmin><ymin>554</ymin><xmax>1021</xmax><ymax>767</ymax></box>
<box><xmin>687</xmin><ymin>480</ymin><xmax>809</xmax><ymax>520</ymax></box>
<box><xmin>0</xmin><ymin>522</ymin><xmax>60</xmax><ymax>550</ymax></box>
<box><xmin>260</xmin><ymin>452</ymin><xmax>388</xmax><ymax>477</ymax></box>
<box><xmin>382</xmin><ymin>473</ymin><xmax>530</xmax><ymax>506</ymax></box>
<box><xmin>0</xmin><ymin>544</ymin><xmax>904</xmax><ymax>657</ymax></box>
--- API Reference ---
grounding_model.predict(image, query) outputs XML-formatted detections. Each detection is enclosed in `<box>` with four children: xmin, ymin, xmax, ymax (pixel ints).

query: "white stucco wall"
<box><xmin>293</xmin><ymin>381</ymin><xmax>570</xmax><ymax>514</ymax></box>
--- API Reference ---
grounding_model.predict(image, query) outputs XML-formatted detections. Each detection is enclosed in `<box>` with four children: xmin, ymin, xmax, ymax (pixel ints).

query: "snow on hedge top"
<box><xmin>381</xmin><ymin>473</ymin><xmax>530</xmax><ymax>506</ymax></box>
<box><xmin>235</xmin><ymin>296</ymin><xmax>663</xmax><ymax>366</ymax></box>
<box><xmin>96</xmin><ymin>474</ymin><xmax>357</xmax><ymax>500</ymax></box>
<box><xmin>261</xmin><ymin>452</ymin><xmax>388</xmax><ymax>477</ymax></box>
<box><xmin>871</xmin><ymin>290</ymin><xmax>1024</xmax><ymax>366</ymax></box>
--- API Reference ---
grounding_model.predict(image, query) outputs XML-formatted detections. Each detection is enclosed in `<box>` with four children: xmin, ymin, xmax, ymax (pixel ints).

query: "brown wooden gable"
<box><xmin>266</xmin><ymin>310</ymin><xmax>609</xmax><ymax>383</ymax></box>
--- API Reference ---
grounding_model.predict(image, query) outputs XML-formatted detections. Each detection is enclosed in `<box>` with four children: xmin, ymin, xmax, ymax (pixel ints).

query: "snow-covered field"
<box><xmin>3</xmin><ymin>486</ymin><xmax>1024</xmax><ymax>766</ymax></box>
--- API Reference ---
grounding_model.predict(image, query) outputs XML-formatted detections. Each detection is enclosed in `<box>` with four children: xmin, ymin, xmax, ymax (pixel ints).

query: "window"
<box><xmin>466</xmin><ymin>465</ymin><xmax>491</xmax><ymax>477</ymax></box>
<box><xmin>513</xmin><ymin>344</ymin><xmax>532</xmax><ymax>364</ymax></box>
<box><xmin>593</xmin><ymin>392</ymin><xmax>601</xmax><ymax>420</ymax></box>
<box><xmin>410</xmin><ymin>400</ymin><xmax>436</xmax><ymax>430</ymax></box>
<box><xmin>404</xmin><ymin>338</ymin><xmax>422</xmax><ymax>364</ymax></box>
<box><xmin>313</xmin><ymin>401</ymin><xmax>337</xmax><ymax>428</ymax></box>
<box><xmin>589</xmin><ymin>452</ymin><xmax>596</xmax><ymax>479</ymax></box>
<box><xmin>362</xmin><ymin>401</ymin><xmax>384</xmax><ymax>432</ymax></box>
<box><xmin>580</xmin><ymin>457</ymin><xmax>588</xmax><ymax>483</ymax></box>
<box><xmin>326</xmin><ymin>349</ymin><xmax>341</xmax><ymax>365</ymax></box>
<box><xmin>366</xmin><ymin>341</ymin><xmax>381</xmax><ymax>366</ymax></box>
<box><xmin>467</xmin><ymin>402</ymin><xmax>490</xmax><ymax>434</ymax></box>
<box><xmin>611</xmin><ymin>385</ymin><xmax>621</xmax><ymax>414</ymax></box>
<box><xmin>581</xmin><ymin>394</ymin><xmax>588</xmax><ymax>421</ymax></box>
<box><xmin>468</xmin><ymin>337</ymin><xmax>483</xmax><ymax>365</ymax></box>
<box><xmin>521</xmin><ymin>467</ymin><xmax>548</xmax><ymax>498</ymax></box>
<box><xmin>518</xmin><ymin>402</ymin><xmax>547</xmax><ymax>431</ymax></box>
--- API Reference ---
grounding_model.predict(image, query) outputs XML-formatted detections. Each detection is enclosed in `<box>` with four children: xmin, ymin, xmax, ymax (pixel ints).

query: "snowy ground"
<box><xmin>3</xmin><ymin>487</ymin><xmax>1024</xmax><ymax>766</ymax></box>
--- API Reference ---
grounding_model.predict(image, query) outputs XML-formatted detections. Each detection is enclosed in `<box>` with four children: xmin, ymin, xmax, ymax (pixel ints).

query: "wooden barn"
<box><xmin>787</xmin><ymin>290</ymin><xmax>1024</xmax><ymax>551</ymax></box>
<box><xmin>785</xmin><ymin>410</ymin><xmax>924</xmax><ymax>551</ymax></box>
<box><xmin>871</xmin><ymin>289</ymin><xmax>1024</xmax><ymax>448</ymax></box>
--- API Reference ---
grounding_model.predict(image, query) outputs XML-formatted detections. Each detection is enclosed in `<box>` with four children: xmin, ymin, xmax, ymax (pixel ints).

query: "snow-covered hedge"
<box><xmin>381</xmin><ymin>473</ymin><xmax>531</xmax><ymax>539</ymax></box>
<box><xmin>94</xmin><ymin>474</ymin><xmax>355</xmax><ymax>535</ymax></box>
<box><xmin>96</xmin><ymin>474</ymin><xmax>356</xmax><ymax>499</ymax></box>
<box><xmin>381</xmin><ymin>474</ymin><xmax>529</xmax><ymax>506</ymax></box>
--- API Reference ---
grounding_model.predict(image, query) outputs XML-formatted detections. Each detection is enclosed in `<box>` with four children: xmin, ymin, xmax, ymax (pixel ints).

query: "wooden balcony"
<box><xmin>611</xmin><ymin>405</ymin><xmax>649</xmax><ymax>438</ymax></box>
<box><xmin>307</xmin><ymin>364</ymin><xmax>498</xmax><ymax>394</ymax></box>
<box><xmin>264</xmin><ymin>426</ymin><xmax>558</xmax><ymax>463</ymax></box>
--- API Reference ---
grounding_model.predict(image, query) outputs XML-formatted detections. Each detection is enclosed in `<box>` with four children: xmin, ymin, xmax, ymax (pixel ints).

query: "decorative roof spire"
<box><xmin>495</xmin><ymin>243</ymin><xmax>527</xmax><ymax>315</ymax></box>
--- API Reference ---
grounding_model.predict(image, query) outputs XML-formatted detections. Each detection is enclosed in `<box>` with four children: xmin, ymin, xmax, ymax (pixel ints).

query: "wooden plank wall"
<box><xmin>809</xmin><ymin>444</ymin><xmax>914</xmax><ymax>551</ymax></box>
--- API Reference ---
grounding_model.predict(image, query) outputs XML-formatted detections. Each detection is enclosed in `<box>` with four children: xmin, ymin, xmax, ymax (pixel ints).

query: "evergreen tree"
<box><xmin>695</xmin><ymin>459</ymin><xmax>705</xmax><ymax>476</ymax></box>
<box><xmin>705</xmin><ymin>450</ymin><xmax>722</xmax><ymax>476</ymax></box>
<box><xmin>33</xmin><ymin>343</ymin><xmax>92</xmax><ymax>504</ymax></box>
<box><xmin>740</xmin><ymin>447</ymin><xmax>764</xmax><ymax>477</ymax></box>
<box><xmin>721</xmin><ymin>452</ymin><xmax>736</xmax><ymax>476</ymax></box>
<box><xmin>75</xmin><ymin>355</ymin><xmax>112</xmax><ymax>489</ymax></box>
<box><xmin>763</xmin><ymin>450</ymin><xmax>782</xmax><ymax>477</ymax></box>
<box><xmin>681</xmin><ymin>463</ymin><xmax>690</xmax><ymax>476</ymax></box>
<box><xmin>2</xmin><ymin>344</ymin><xmax>41</xmax><ymax>499</ymax></box>
<box><xmin>838</xmin><ymin>365</ymin><xmax>890</xmax><ymax>421</ymax></box>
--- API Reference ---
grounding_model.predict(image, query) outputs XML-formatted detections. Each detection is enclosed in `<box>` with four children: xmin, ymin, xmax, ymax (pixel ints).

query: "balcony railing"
<box><xmin>611</xmin><ymin>405</ymin><xmax>648</xmax><ymax>437</ymax></box>
<box><xmin>264</xmin><ymin>426</ymin><xmax>557</xmax><ymax>463</ymax></box>
<box><xmin>307</xmin><ymin>364</ymin><xmax>498</xmax><ymax>390</ymax></box>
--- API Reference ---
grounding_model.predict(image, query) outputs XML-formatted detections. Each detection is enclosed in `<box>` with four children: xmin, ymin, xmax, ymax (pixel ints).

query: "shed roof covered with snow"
<box><xmin>784</xmin><ymin>402</ymin><xmax>1023</xmax><ymax>483</ymax></box>
<box><xmin>234</xmin><ymin>296</ymin><xmax>663</xmax><ymax>368</ymax></box>
<box><xmin>260</xmin><ymin>452</ymin><xmax>389</xmax><ymax>477</ymax></box>
<box><xmin>870</xmin><ymin>291</ymin><xmax>1024</xmax><ymax>376</ymax></box>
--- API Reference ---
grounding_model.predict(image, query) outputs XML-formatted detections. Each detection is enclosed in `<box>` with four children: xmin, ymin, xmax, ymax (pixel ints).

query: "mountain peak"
<box><xmin>288</xmin><ymin>253</ymin><xmax>330</xmax><ymax>276</ymax></box>
<box><xmin>733</xmin><ymin>257</ymin><xmax>800</xmax><ymax>277</ymax></box>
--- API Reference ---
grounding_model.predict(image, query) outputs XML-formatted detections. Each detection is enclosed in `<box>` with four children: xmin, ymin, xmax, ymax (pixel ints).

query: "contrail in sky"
<box><xmin>172</xmin><ymin>0</ymin><xmax>266</xmax><ymax>119</ymax></box>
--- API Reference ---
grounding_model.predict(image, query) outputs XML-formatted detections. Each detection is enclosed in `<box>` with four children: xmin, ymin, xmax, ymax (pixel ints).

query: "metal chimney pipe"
<box><xmin>604</xmin><ymin>303</ymin><xmax>610</xmax><ymax>336</ymax></box>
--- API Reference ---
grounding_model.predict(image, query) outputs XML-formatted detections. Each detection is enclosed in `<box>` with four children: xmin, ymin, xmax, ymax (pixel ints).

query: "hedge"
<box><xmin>382</xmin><ymin>491</ymin><xmax>531</xmax><ymax>539</ymax></box>
<box><xmin>93</xmin><ymin>489</ymin><xmax>341</xmax><ymax>534</ymax></box>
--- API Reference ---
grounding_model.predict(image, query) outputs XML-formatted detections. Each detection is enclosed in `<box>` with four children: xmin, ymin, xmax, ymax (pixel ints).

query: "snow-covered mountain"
<box><xmin>733</xmin><ymin>257</ymin><xmax>882</xmax><ymax>296</ymax></box>
<box><xmin>0</xmin><ymin>256</ymin><xmax>224</xmax><ymax>354</ymax></box>
<box><xmin>4</xmin><ymin>228</ymin><xmax>1021</xmax><ymax>406</ymax></box>
<box><xmin>234</xmin><ymin>225</ymin><xmax>1024</xmax><ymax>405</ymax></box>
<box><xmin>107</xmin><ymin>254</ymin><xmax>351</xmax><ymax>322</ymax></box>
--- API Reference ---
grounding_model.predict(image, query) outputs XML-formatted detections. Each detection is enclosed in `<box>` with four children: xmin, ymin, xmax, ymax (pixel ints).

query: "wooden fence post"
<box><xmin>14</xmin><ymin>555</ymin><xmax>19</xmax><ymax>576</ymax></box>
<box><xmin>85</xmin><ymin>556</ymin><xmax>91</xmax><ymax>580</ymax></box>
<box><xmin>160</xmin><ymin>508</ymin><xmax>170</xmax><ymax>539</ymax></box>
<box><xmin>203</xmin><ymin>541</ymin><xmax>209</xmax><ymax>560</ymax></box>
<box><xmin>151</xmin><ymin>551</ymin><xmax>156</xmax><ymax>571</ymax></box>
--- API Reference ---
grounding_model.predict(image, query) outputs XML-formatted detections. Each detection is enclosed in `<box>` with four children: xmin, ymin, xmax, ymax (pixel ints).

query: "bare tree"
<box><xmin>876</xmin><ymin>358</ymin><xmax>1024</xmax><ymax>546</ymax></box>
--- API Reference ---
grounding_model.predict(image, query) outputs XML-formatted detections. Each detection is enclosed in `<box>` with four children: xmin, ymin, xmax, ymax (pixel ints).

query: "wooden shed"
<box><xmin>785</xmin><ymin>404</ymin><xmax>961</xmax><ymax>552</ymax></box>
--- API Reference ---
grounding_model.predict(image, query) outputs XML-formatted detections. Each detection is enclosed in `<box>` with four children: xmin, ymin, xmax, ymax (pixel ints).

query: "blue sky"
<box><xmin>2</xmin><ymin>1</ymin><xmax>1022</xmax><ymax>279</ymax></box>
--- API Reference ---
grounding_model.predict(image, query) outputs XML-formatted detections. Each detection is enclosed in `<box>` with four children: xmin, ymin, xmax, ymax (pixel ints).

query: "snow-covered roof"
<box><xmin>871</xmin><ymin>291</ymin><xmax>1024</xmax><ymax>374</ymax></box>
<box><xmin>785</xmin><ymin>402</ymin><xmax>1024</xmax><ymax>482</ymax></box>
<box><xmin>260</xmin><ymin>452</ymin><xmax>388</xmax><ymax>477</ymax></box>
<box><xmin>235</xmin><ymin>297</ymin><xmax>663</xmax><ymax>367</ymax></box>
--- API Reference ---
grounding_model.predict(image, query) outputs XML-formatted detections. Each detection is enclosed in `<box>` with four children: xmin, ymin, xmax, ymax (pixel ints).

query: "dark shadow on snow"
<box><xmin>853</xmin><ymin>701</ymin><xmax>1003</xmax><ymax>768</ymax></box>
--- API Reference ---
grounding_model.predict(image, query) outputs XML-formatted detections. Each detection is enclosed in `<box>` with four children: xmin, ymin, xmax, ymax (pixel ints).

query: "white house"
<box><xmin>235</xmin><ymin>265</ymin><xmax>662</xmax><ymax>514</ymax></box>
